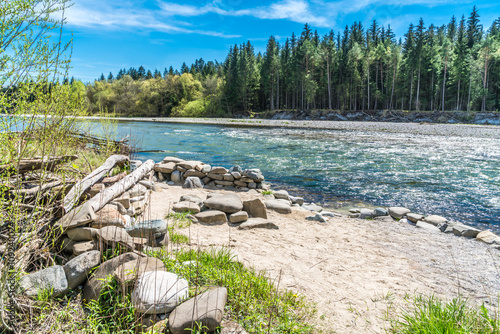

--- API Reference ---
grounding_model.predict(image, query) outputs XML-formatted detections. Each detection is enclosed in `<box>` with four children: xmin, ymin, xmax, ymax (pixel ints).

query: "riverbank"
<box><xmin>148</xmin><ymin>183</ymin><xmax>500</xmax><ymax>334</ymax></box>
<box><xmin>77</xmin><ymin>115</ymin><xmax>500</xmax><ymax>139</ymax></box>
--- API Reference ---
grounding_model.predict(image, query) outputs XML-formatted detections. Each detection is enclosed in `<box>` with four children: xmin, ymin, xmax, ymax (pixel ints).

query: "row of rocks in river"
<box><xmin>152</xmin><ymin>156</ymin><xmax>267</xmax><ymax>190</ymax></box>
<box><xmin>349</xmin><ymin>206</ymin><xmax>500</xmax><ymax>249</ymax></box>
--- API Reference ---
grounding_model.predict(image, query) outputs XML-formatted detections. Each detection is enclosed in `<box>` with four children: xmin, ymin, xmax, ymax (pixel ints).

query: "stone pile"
<box><xmin>349</xmin><ymin>206</ymin><xmax>500</xmax><ymax>249</ymax></box>
<box><xmin>154</xmin><ymin>156</ymin><xmax>267</xmax><ymax>191</ymax></box>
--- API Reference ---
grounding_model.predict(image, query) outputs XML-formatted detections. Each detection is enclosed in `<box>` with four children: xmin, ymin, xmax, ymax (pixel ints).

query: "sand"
<box><xmin>145</xmin><ymin>185</ymin><xmax>500</xmax><ymax>334</ymax></box>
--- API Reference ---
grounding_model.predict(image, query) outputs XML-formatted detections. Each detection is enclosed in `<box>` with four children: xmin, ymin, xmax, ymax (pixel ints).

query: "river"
<box><xmin>81</xmin><ymin>118</ymin><xmax>500</xmax><ymax>233</ymax></box>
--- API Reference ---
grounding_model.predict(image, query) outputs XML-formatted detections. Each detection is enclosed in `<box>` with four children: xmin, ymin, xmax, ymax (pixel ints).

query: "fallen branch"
<box><xmin>57</xmin><ymin>159</ymin><xmax>155</xmax><ymax>231</ymax></box>
<box><xmin>63</xmin><ymin>155</ymin><xmax>129</xmax><ymax>213</ymax></box>
<box><xmin>0</xmin><ymin>155</ymin><xmax>78</xmax><ymax>174</ymax></box>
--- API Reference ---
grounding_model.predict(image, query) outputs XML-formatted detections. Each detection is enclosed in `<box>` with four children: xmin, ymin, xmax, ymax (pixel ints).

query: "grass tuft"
<box><xmin>389</xmin><ymin>294</ymin><xmax>500</xmax><ymax>334</ymax></box>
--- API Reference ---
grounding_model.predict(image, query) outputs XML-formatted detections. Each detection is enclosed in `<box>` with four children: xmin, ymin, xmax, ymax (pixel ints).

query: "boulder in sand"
<box><xmin>242</xmin><ymin>198</ymin><xmax>267</xmax><ymax>219</ymax></box>
<box><xmin>195</xmin><ymin>210</ymin><xmax>227</xmax><ymax>224</ymax></box>
<box><xmin>264</xmin><ymin>200</ymin><xmax>291</xmax><ymax>214</ymax></box>
<box><xmin>204</xmin><ymin>194</ymin><xmax>243</xmax><ymax>213</ymax></box>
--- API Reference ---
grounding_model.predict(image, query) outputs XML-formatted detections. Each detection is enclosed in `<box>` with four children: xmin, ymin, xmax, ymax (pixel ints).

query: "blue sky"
<box><xmin>64</xmin><ymin>0</ymin><xmax>500</xmax><ymax>82</ymax></box>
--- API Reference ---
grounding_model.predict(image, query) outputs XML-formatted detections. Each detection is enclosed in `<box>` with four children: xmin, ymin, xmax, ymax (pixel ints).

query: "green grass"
<box><xmin>261</xmin><ymin>190</ymin><xmax>274</xmax><ymax>195</ymax></box>
<box><xmin>145</xmin><ymin>247</ymin><xmax>316</xmax><ymax>333</ymax></box>
<box><xmin>389</xmin><ymin>294</ymin><xmax>500</xmax><ymax>334</ymax></box>
<box><xmin>166</xmin><ymin>210</ymin><xmax>195</xmax><ymax>245</ymax></box>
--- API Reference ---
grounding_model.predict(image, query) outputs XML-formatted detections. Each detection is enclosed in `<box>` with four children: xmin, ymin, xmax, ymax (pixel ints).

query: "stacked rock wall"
<box><xmin>154</xmin><ymin>156</ymin><xmax>267</xmax><ymax>190</ymax></box>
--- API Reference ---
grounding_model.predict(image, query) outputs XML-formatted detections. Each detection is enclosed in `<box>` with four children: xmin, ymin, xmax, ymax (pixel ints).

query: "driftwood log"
<box><xmin>57</xmin><ymin>159</ymin><xmax>155</xmax><ymax>231</ymax></box>
<box><xmin>0</xmin><ymin>155</ymin><xmax>78</xmax><ymax>174</ymax></box>
<box><xmin>63</xmin><ymin>155</ymin><xmax>129</xmax><ymax>213</ymax></box>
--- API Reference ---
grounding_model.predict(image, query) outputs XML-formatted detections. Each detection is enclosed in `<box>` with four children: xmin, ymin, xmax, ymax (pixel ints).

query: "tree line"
<box><xmin>86</xmin><ymin>7</ymin><xmax>500</xmax><ymax>117</ymax></box>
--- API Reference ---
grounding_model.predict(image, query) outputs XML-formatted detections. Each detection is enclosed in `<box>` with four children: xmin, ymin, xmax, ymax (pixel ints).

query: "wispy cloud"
<box><xmin>159</xmin><ymin>0</ymin><xmax>330</xmax><ymax>27</ymax></box>
<box><xmin>65</xmin><ymin>1</ymin><xmax>240</xmax><ymax>38</ymax></box>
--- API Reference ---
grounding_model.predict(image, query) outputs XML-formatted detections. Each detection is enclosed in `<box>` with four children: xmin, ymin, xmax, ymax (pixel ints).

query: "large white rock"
<box><xmin>132</xmin><ymin>271</ymin><xmax>189</xmax><ymax>314</ymax></box>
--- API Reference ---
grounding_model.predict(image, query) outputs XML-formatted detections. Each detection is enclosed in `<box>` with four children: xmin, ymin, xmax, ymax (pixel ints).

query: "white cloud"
<box><xmin>158</xmin><ymin>0</ymin><xmax>330</xmax><ymax>27</ymax></box>
<box><xmin>65</xmin><ymin>2</ymin><xmax>240</xmax><ymax>38</ymax></box>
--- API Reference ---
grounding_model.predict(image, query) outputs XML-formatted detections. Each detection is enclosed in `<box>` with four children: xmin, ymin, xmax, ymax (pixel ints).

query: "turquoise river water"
<box><xmin>83</xmin><ymin>119</ymin><xmax>500</xmax><ymax>233</ymax></box>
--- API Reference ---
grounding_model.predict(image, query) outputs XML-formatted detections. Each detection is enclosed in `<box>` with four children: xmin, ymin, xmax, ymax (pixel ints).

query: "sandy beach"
<box><xmin>145</xmin><ymin>185</ymin><xmax>500</xmax><ymax>333</ymax></box>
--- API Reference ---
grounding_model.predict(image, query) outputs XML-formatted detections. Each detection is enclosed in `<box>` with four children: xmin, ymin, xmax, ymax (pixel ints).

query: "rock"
<box><xmin>126</xmin><ymin>219</ymin><xmax>168</xmax><ymax>239</ymax></box>
<box><xmin>373</xmin><ymin>208</ymin><xmax>388</xmax><ymax>216</ymax></box>
<box><xmin>407</xmin><ymin>213</ymin><xmax>424</xmax><ymax>223</ymax></box>
<box><xmin>399</xmin><ymin>218</ymin><xmax>410</xmax><ymax>224</ymax></box>
<box><xmin>207</xmin><ymin>173</ymin><xmax>224</xmax><ymax>180</ymax></box>
<box><xmin>265</xmin><ymin>200</ymin><xmax>291</xmax><ymax>214</ymax></box>
<box><xmin>302</xmin><ymin>203</ymin><xmax>322</xmax><ymax>212</ymax></box>
<box><xmin>289</xmin><ymin>196</ymin><xmax>304</xmax><ymax>206</ymax></box>
<box><xmin>139</xmin><ymin>180</ymin><xmax>156</xmax><ymax>190</ymax></box>
<box><xmin>173</xmin><ymin>202</ymin><xmax>201</xmax><ymax>214</ymax></box>
<box><xmin>113</xmin><ymin>192</ymin><xmax>131</xmax><ymax>209</ymax></box>
<box><xmin>133</xmin><ymin>237</ymin><xmax>148</xmax><ymax>249</ymax></box>
<box><xmin>242</xmin><ymin>169</ymin><xmax>264</xmax><ymax>182</ymax></box>
<box><xmin>349</xmin><ymin>208</ymin><xmax>361</xmax><ymax>213</ymax></box>
<box><xmin>204</xmin><ymin>194</ymin><xmax>243</xmax><ymax>213</ymax></box>
<box><xmin>83</xmin><ymin>252</ymin><xmax>140</xmax><ymax>302</ymax></box>
<box><xmin>348</xmin><ymin>213</ymin><xmax>360</xmax><ymax>218</ymax></box>
<box><xmin>220</xmin><ymin>321</ymin><xmax>248</xmax><ymax>334</ymax></box>
<box><xmin>202</xmin><ymin>177</ymin><xmax>211</xmax><ymax>184</ymax></box>
<box><xmin>155</xmin><ymin>162</ymin><xmax>177</xmax><ymax>174</ymax></box>
<box><xmin>184</xmin><ymin>169</ymin><xmax>206</xmax><ymax>178</ymax></box>
<box><xmin>73</xmin><ymin>240</ymin><xmax>97</xmax><ymax>256</ymax></box>
<box><xmin>416</xmin><ymin>221</ymin><xmax>441</xmax><ymax>233</ymax></box>
<box><xmin>476</xmin><ymin>231</ymin><xmax>500</xmax><ymax>245</ymax></box>
<box><xmin>247</xmin><ymin>182</ymin><xmax>257</xmax><ymax>189</ymax></box>
<box><xmin>168</xmin><ymin>287</ymin><xmax>227</xmax><ymax>334</ymax></box>
<box><xmin>177</xmin><ymin>161</ymin><xmax>202</xmax><ymax>170</ymax></box>
<box><xmin>109</xmin><ymin>201</ymin><xmax>128</xmax><ymax>215</ymax></box>
<box><xmin>177</xmin><ymin>166</ymin><xmax>187</xmax><ymax>173</ymax></box>
<box><xmin>91</xmin><ymin>206</ymin><xmax>126</xmax><ymax>228</ymax></box>
<box><xmin>19</xmin><ymin>265</ymin><xmax>68</xmax><ymax>297</ymax></box>
<box><xmin>321</xmin><ymin>211</ymin><xmax>341</xmax><ymax>218</ymax></box>
<box><xmin>242</xmin><ymin>198</ymin><xmax>267</xmax><ymax>219</ymax></box>
<box><xmin>66</xmin><ymin>227</ymin><xmax>98</xmax><ymax>241</ymax></box>
<box><xmin>130</xmin><ymin>195</ymin><xmax>145</xmax><ymax>203</ymax></box>
<box><xmin>167</xmin><ymin>181</ymin><xmax>175</xmax><ymax>185</ymax></box>
<box><xmin>229</xmin><ymin>166</ymin><xmax>243</xmax><ymax>173</ymax></box>
<box><xmin>238</xmin><ymin>218</ymin><xmax>278</xmax><ymax>230</ymax></box>
<box><xmin>223</xmin><ymin>173</ymin><xmax>235</xmax><ymax>181</ymax></box>
<box><xmin>229</xmin><ymin>211</ymin><xmax>248</xmax><ymax>224</ymax></box>
<box><xmin>114</xmin><ymin>257</ymin><xmax>166</xmax><ymax>288</ymax></box>
<box><xmin>423</xmin><ymin>215</ymin><xmax>448</xmax><ymax>226</ymax></box>
<box><xmin>273</xmin><ymin>190</ymin><xmax>290</xmax><ymax>201</ymax></box>
<box><xmin>98</xmin><ymin>226</ymin><xmax>135</xmax><ymax>250</ymax></box>
<box><xmin>195</xmin><ymin>210</ymin><xmax>227</xmax><ymax>224</ymax></box>
<box><xmin>171</xmin><ymin>170</ymin><xmax>182</xmax><ymax>183</ymax></box>
<box><xmin>452</xmin><ymin>223</ymin><xmax>481</xmax><ymax>238</ymax></box>
<box><xmin>63</xmin><ymin>250</ymin><xmax>101</xmax><ymax>289</ymax></box>
<box><xmin>359</xmin><ymin>209</ymin><xmax>374</xmax><ymax>219</ymax></box>
<box><xmin>179</xmin><ymin>194</ymin><xmax>203</xmax><ymax>206</ymax></box>
<box><xmin>183</xmin><ymin>177</ymin><xmax>204</xmax><ymax>189</ymax></box>
<box><xmin>231</xmin><ymin>172</ymin><xmax>241</xmax><ymax>179</ymax></box>
<box><xmin>210</xmin><ymin>167</ymin><xmax>228</xmax><ymax>174</ymax></box>
<box><xmin>234</xmin><ymin>180</ymin><xmax>247</xmax><ymax>187</ymax></box>
<box><xmin>129</xmin><ymin>183</ymin><xmax>148</xmax><ymax>197</ymax></box>
<box><xmin>306</xmin><ymin>213</ymin><xmax>328</xmax><ymax>222</ymax></box>
<box><xmin>89</xmin><ymin>183</ymin><xmax>105</xmax><ymax>197</ymax></box>
<box><xmin>388</xmin><ymin>207</ymin><xmax>410</xmax><ymax>219</ymax></box>
<box><xmin>158</xmin><ymin>172</ymin><xmax>165</xmax><ymax>181</ymax></box>
<box><xmin>132</xmin><ymin>271</ymin><xmax>189</xmax><ymax>314</ymax></box>
<box><xmin>201</xmin><ymin>165</ymin><xmax>211</xmax><ymax>173</ymax></box>
<box><xmin>215</xmin><ymin>180</ymin><xmax>235</xmax><ymax>186</ymax></box>
<box><xmin>163</xmin><ymin>156</ymin><xmax>184</xmax><ymax>164</ymax></box>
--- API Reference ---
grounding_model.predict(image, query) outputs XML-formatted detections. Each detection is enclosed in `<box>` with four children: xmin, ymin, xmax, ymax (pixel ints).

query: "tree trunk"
<box><xmin>327</xmin><ymin>59</ymin><xmax>332</xmax><ymax>110</ymax></box>
<box><xmin>442</xmin><ymin>55</ymin><xmax>448</xmax><ymax>112</ymax></box>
